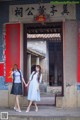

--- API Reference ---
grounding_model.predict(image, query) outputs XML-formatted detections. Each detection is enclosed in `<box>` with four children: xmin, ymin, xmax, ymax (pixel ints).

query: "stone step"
<box><xmin>39</xmin><ymin>92</ymin><xmax>55</xmax><ymax>105</ymax></box>
<box><xmin>0</xmin><ymin>107</ymin><xmax>80</xmax><ymax>120</ymax></box>
<box><xmin>38</xmin><ymin>96</ymin><xmax>55</xmax><ymax>105</ymax></box>
<box><xmin>8</xmin><ymin>116</ymin><xmax>80</xmax><ymax>120</ymax></box>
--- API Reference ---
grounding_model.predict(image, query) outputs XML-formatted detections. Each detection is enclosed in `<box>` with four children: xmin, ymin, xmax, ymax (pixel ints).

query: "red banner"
<box><xmin>5</xmin><ymin>23</ymin><xmax>20</xmax><ymax>82</ymax></box>
<box><xmin>77</xmin><ymin>22</ymin><xmax>80</xmax><ymax>83</ymax></box>
<box><xmin>0</xmin><ymin>63</ymin><xmax>4</xmax><ymax>76</ymax></box>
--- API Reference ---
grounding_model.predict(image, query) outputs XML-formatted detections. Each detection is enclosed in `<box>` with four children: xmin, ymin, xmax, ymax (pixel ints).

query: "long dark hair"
<box><xmin>31</xmin><ymin>65</ymin><xmax>41</xmax><ymax>82</ymax></box>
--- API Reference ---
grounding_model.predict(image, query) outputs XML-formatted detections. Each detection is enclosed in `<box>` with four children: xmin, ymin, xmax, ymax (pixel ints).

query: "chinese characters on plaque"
<box><xmin>9</xmin><ymin>3</ymin><xmax>76</xmax><ymax>22</ymax></box>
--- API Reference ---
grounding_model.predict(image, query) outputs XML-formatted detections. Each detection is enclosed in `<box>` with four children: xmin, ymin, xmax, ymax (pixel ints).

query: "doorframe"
<box><xmin>23</xmin><ymin>21</ymin><xmax>65</xmax><ymax>97</ymax></box>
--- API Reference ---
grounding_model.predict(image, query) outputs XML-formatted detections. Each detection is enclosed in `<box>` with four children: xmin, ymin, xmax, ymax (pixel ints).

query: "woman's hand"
<box><xmin>25</xmin><ymin>83</ymin><xmax>28</xmax><ymax>87</ymax></box>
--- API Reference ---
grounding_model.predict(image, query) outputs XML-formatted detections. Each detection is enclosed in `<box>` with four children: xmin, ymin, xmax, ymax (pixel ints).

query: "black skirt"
<box><xmin>11</xmin><ymin>83</ymin><xmax>23</xmax><ymax>95</ymax></box>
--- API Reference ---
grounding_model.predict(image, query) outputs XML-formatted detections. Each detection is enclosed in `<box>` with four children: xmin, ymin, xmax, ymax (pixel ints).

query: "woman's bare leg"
<box><xmin>26</xmin><ymin>101</ymin><xmax>33</xmax><ymax>112</ymax></box>
<box><xmin>34</xmin><ymin>102</ymin><xmax>38</xmax><ymax>112</ymax></box>
<box><xmin>14</xmin><ymin>97</ymin><xmax>17</xmax><ymax>109</ymax></box>
<box><xmin>16</xmin><ymin>95</ymin><xmax>21</xmax><ymax>111</ymax></box>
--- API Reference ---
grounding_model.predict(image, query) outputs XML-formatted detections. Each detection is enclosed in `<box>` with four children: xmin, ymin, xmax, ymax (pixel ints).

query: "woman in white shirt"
<box><xmin>26</xmin><ymin>65</ymin><xmax>42</xmax><ymax>112</ymax></box>
<box><xmin>11</xmin><ymin>64</ymin><xmax>26</xmax><ymax>112</ymax></box>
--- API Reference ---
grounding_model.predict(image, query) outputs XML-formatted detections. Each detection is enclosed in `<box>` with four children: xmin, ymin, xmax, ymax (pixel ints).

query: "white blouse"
<box><xmin>12</xmin><ymin>70</ymin><xmax>23</xmax><ymax>83</ymax></box>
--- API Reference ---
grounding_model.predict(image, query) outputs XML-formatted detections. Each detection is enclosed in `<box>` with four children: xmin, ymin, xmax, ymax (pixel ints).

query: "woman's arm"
<box><xmin>26</xmin><ymin>71</ymin><xmax>35</xmax><ymax>87</ymax></box>
<box><xmin>20</xmin><ymin>70</ymin><xmax>27</xmax><ymax>86</ymax></box>
<box><xmin>11</xmin><ymin>71</ymin><xmax>13</xmax><ymax>80</ymax></box>
<box><xmin>22</xmin><ymin>78</ymin><xmax>27</xmax><ymax>86</ymax></box>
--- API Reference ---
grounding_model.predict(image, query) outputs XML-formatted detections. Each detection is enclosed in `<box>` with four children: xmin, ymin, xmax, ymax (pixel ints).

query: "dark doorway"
<box><xmin>48</xmin><ymin>41</ymin><xmax>63</xmax><ymax>87</ymax></box>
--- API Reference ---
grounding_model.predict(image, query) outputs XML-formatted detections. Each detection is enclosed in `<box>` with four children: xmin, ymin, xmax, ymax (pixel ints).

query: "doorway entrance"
<box><xmin>23</xmin><ymin>22</ymin><xmax>63</xmax><ymax>105</ymax></box>
<box><xmin>48</xmin><ymin>40</ymin><xmax>63</xmax><ymax>87</ymax></box>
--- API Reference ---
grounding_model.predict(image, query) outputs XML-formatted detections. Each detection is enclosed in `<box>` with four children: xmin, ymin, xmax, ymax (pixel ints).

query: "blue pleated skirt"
<box><xmin>11</xmin><ymin>83</ymin><xmax>22</xmax><ymax>95</ymax></box>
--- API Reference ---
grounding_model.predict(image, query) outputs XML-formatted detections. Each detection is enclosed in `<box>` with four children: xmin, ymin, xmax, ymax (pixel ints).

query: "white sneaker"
<box><xmin>26</xmin><ymin>108</ymin><xmax>30</xmax><ymax>112</ymax></box>
<box><xmin>26</xmin><ymin>110</ymin><xmax>29</xmax><ymax>112</ymax></box>
<box><xmin>16</xmin><ymin>109</ymin><xmax>21</xmax><ymax>112</ymax></box>
<box><xmin>14</xmin><ymin>107</ymin><xmax>21</xmax><ymax>112</ymax></box>
<box><xmin>14</xmin><ymin>107</ymin><xmax>17</xmax><ymax>111</ymax></box>
<box><xmin>35</xmin><ymin>108</ymin><xmax>38</xmax><ymax>112</ymax></box>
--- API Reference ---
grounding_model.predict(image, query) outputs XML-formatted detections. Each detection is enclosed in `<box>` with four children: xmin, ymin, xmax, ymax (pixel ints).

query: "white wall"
<box><xmin>27</xmin><ymin>40</ymin><xmax>46</xmax><ymax>54</ymax></box>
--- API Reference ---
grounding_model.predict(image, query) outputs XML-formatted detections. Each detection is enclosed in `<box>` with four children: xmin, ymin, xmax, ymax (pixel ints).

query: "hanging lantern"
<box><xmin>35</xmin><ymin>15</ymin><xmax>46</xmax><ymax>22</ymax></box>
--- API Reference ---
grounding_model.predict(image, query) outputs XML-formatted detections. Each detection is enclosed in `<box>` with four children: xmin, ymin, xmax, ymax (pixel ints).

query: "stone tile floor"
<box><xmin>0</xmin><ymin>106</ymin><xmax>80</xmax><ymax>117</ymax></box>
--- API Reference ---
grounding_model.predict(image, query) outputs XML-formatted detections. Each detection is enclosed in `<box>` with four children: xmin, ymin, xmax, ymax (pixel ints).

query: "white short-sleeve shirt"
<box><xmin>12</xmin><ymin>70</ymin><xmax>23</xmax><ymax>83</ymax></box>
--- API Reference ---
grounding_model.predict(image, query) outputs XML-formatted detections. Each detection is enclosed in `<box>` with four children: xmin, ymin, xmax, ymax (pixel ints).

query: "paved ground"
<box><xmin>0</xmin><ymin>106</ymin><xmax>80</xmax><ymax>117</ymax></box>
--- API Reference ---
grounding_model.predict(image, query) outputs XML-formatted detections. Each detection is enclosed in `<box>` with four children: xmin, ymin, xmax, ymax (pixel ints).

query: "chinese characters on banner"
<box><xmin>9</xmin><ymin>3</ymin><xmax>76</xmax><ymax>22</ymax></box>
